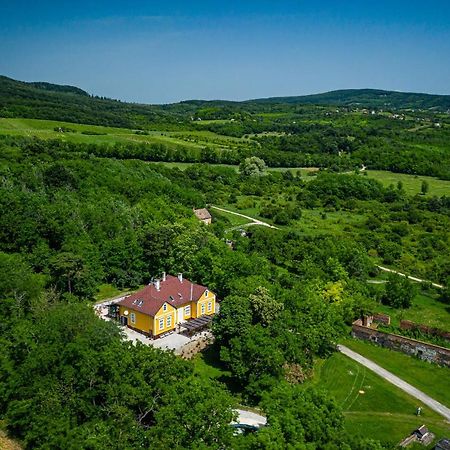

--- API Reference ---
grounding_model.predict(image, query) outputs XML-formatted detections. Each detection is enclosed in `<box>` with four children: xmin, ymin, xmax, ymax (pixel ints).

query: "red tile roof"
<box><xmin>117</xmin><ymin>275</ymin><xmax>210</xmax><ymax>317</ymax></box>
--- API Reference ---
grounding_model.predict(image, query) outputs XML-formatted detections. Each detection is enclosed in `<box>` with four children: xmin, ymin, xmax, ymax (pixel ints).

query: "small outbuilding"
<box><xmin>193</xmin><ymin>208</ymin><xmax>212</xmax><ymax>225</ymax></box>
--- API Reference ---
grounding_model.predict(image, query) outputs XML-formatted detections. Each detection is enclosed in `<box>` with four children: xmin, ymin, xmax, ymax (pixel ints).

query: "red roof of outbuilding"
<box><xmin>117</xmin><ymin>275</ymin><xmax>209</xmax><ymax>317</ymax></box>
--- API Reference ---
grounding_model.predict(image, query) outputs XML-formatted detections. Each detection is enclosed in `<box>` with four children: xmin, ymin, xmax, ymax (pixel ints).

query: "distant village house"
<box><xmin>116</xmin><ymin>273</ymin><xmax>216</xmax><ymax>338</ymax></box>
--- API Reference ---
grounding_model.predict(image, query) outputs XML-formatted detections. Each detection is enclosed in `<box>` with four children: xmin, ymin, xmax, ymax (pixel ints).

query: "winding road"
<box><xmin>212</xmin><ymin>205</ymin><xmax>445</xmax><ymax>289</ymax></box>
<box><xmin>211</xmin><ymin>205</ymin><xmax>280</xmax><ymax>229</ymax></box>
<box><xmin>338</xmin><ymin>345</ymin><xmax>450</xmax><ymax>421</ymax></box>
<box><xmin>376</xmin><ymin>265</ymin><xmax>444</xmax><ymax>289</ymax></box>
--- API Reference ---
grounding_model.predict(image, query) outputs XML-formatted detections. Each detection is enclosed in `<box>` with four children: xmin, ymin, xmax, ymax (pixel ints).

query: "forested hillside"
<box><xmin>0</xmin><ymin>75</ymin><xmax>193</xmax><ymax>128</ymax></box>
<box><xmin>249</xmin><ymin>88</ymin><xmax>450</xmax><ymax>110</ymax></box>
<box><xmin>1</xmin><ymin>77</ymin><xmax>450</xmax><ymax>448</ymax></box>
<box><xmin>2</xmin><ymin>75</ymin><xmax>450</xmax><ymax>179</ymax></box>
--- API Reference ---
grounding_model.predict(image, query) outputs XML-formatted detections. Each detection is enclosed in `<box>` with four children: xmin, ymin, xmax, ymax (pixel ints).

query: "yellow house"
<box><xmin>117</xmin><ymin>273</ymin><xmax>216</xmax><ymax>337</ymax></box>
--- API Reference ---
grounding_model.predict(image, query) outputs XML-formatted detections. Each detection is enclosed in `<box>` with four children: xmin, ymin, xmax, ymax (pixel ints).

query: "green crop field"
<box><xmin>341</xmin><ymin>338</ymin><xmax>450</xmax><ymax>408</ymax></box>
<box><xmin>307</xmin><ymin>352</ymin><xmax>450</xmax><ymax>445</ymax></box>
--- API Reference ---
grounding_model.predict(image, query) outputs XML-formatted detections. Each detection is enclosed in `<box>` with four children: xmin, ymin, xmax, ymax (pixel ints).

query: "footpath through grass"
<box><xmin>341</xmin><ymin>338</ymin><xmax>450</xmax><ymax>408</ymax></box>
<box><xmin>307</xmin><ymin>351</ymin><xmax>450</xmax><ymax>445</ymax></box>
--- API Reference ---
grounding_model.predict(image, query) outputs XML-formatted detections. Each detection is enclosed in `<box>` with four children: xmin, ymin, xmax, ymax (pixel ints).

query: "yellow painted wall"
<box><xmin>193</xmin><ymin>290</ymin><xmax>216</xmax><ymax>318</ymax></box>
<box><xmin>154</xmin><ymin>303</ymin><xmax>176</xmax><ymax>336</ymax></box>
<box><xmin>177</xmin><ymin>303</ymin><xmax>194</xmax><ymax>320</ymax></box>
<box><xmin>118</xmin><ymin>290</ymin><xmax>215</xmax><ymax>336</ymax></box>
<box><xmin>118</xmin><ymin>305</ymin><xmax>153</xmax><ymax>333</ymax></box>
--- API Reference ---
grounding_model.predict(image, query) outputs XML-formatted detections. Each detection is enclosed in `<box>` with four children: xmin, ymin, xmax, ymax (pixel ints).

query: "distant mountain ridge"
<box><xmin>247</xmin><ymin>88</ymin><xmax>450</xmax><ymax>109</ymax></box>
<box><xmin>1</xmin><ymin>75</ymin><xmax>449</xmax><ymax>129</ymax></box>
<box><xmin>0</xmin><ymin>75</ymin><xmax>89</xmax><ymax>96</ymax></box>
<box><xmin>26</xmin><ymin>81</ymin><xmax>89</xmax><ymax>96</ymax></box>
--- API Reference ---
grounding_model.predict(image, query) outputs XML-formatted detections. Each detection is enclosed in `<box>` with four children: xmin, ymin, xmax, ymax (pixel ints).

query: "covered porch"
<box><xmin>179</xmin><ymin>315</ymin><xmax>214</xmax><ymax>336</ymax></box>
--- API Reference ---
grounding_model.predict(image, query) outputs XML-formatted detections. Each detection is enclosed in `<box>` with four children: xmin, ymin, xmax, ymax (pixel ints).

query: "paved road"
<box><xmin>211</xmin><ymin>205</ymin><xmax>280</xmax><ymax>229</ymax></box>
<box><xmin>377</xmin><ymin>265</ymin><xmax>444</xmax><ymax>289</ymax></box>
<box><xmin>338</xmin><ymin>345</ymin><xmax>450</xmax><ymax>421</ymax></box>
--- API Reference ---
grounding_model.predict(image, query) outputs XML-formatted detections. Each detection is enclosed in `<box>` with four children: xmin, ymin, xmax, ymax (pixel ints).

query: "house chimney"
<box><xmin>178</xmin><ymin>273</ymin><xmax>183</xmax><ymax>283</ymax></box>
<box><xmin>155</xmin><ymin>279</ymin><xmax>160</xmax><ymax>291</ymax></box>
<box><xmin>162</xmin><ymin>271</ymin><xmax>166</xmax><ymax>282</ymax></box>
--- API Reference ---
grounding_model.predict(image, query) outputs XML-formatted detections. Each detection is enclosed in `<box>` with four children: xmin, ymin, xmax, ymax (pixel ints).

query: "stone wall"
<box><xmin>373</xmin><ymin>313</ymin><xmax>391</xmax><ymax>326</ymax></box>
<box><xmin>352</xmin><ymin>322</ymin><xmax>450</xmax><ymax>367</ymax></box>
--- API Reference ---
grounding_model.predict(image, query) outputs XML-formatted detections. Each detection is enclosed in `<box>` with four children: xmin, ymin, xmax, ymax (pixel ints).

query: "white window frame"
<box><xmin>201</xmin><ymin>303</ymin><xmax>205</xmax><ymax>315</ymax></box>
<box><xmin>204</xmin><ymin>290</ymin><xmax>209</xmax><ymax>297</ymax></box>
<box><xmin>163</xmin><ymin>303</ymin><xmax>167</xmax><ymax>312</ymax></box>
<box><xmin>166</xmin><ymin>315</ymin><xmax>172</xmax><ymax>328</ymax></box>
<box><xmin>207</xmin><ymin>301</ymin><xmax>212</xmax><ymax>312</ymax></box>
<box><xmin>130</xmin><ymin>312</ymin><xmax>136</xmax><ymax>324</ymax></box>
<box><xmin>159</xmin><ymin>318</ymin><xmax>164</xmax><ymax>330</ymax></box>
<box><xmin>184</xmin><ymin>305</ymin><xmax>191</xmax><ymax>316</ymax></box>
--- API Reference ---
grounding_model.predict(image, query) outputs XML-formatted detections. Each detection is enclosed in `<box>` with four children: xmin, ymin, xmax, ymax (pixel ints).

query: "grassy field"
<box><xmin>210</xmin><ymin>208</ymin><xmax>255</xmax><ymax>228</ymax></box>
<box><xmin>3</xmin><ymin>117</ymin><xmax>450</xmax><ymax>201</ymax></box>
<box><xmin>0</xmin><ymin>117</ymin><xmax>203</xmax><ymax>147</ymax></box>
<box><xmin>292</xmin><ymin>208</ymin><xmax>365</xmax><ymax>236</ymax></box>
<box><xmin>341</xmin><ymin>338</ymin><xmax>450</xmax><ymax>408</ymax></box>
<box><xmin>0</xmin><ymin>117</ymin><xmax>251</xmax><ymax>150</ymax></box>
<box><xmin>307</xmin><ymin>352</ymin><xmax>450</xmax><ymax>445</ymax></box>
<box><xmin>94</xmin><ymin>283</ymin><xmax>134</xmax><ymax>302</ymax></box>
<box><xmin>192</xmin><ymin>342</ymin><xmax>450</xmax><ymax>445</ymax></box>
<box><xmin>364</xmin><ymin>170</ymin><xmax>450</xmax><ymax>197</ymax></box>
<box><xmin>374</xmin><ymin>291</ymin><xmax>450</xmax><ymax>330</ymax></box>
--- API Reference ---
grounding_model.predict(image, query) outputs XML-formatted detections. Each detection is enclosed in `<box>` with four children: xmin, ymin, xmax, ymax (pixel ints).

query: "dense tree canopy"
<box><xmin>0</xmin><ymin>84</ymin><xmax>447</xmax><ymax>447</ymax></box>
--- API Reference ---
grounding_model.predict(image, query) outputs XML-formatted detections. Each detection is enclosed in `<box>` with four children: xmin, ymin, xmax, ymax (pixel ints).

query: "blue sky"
<box><xmin>1</xmin><ymin>1</ymin><xmax>449</xmax><ymax>103</ymax></box>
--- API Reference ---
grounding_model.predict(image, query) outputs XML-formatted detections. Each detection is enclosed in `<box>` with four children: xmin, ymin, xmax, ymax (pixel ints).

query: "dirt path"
<box><xmin>212</xmin><ymin>206</ymin><xmax>445</xmax><ymax>289</ymax></box>
<box><xmin>338</xmin><ymin>345</ymin><xmax>450</xmax><ymax>421</ymax></box>
<box><xmin>376</xmin><ymin>265</ymin><xmax>444</xmax><ymax>289</ymax></box>
<box><xmin>211</xmin><ymin>205</ymin><xmax>280</xmax><ymax>229</ymax></box>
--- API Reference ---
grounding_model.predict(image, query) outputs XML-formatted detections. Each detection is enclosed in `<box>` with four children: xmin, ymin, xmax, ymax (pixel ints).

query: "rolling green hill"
<box><xmin>0</xmin><ymin>75</ymin><xmax>193</xmax><ymax>128</ymax></box>
<box><xmin>2</xmin><ymin>75</ymin><xmax>450</xmax><ymax>132</ymax></box>
<box><xmin>248</xmin><ymin>88</ymin><xmax>450</xmax><ymax>110</ymax></box>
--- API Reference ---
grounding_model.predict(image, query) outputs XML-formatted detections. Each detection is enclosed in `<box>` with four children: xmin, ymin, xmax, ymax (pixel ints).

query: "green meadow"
<box><xmin>364</xmin><ymin>170</ymin><xmax>450</xmax><ymax>197</ymax></box>
<box><xmin>2</xmin><ymin>118</ymin><xmax>450</xmax><ymax>201</ymax></box>
<box><xmin>307</xmin><ymin>351</ymin><xmax>450</xmax><ymax>445</ymax></box>
<box><xmin>0</xmin><ymin>117</ymin><xmax>251</xmax><ymax>150</ymax></box>
<box><xmin>374</xmin><ymin>291</ymin><xmax>450</xmax><ymax>331</ymax></box>
<box><xmin>341</xmin><ymin>338</ymin><xmax>450</xmax><ymax>408</ymax></box>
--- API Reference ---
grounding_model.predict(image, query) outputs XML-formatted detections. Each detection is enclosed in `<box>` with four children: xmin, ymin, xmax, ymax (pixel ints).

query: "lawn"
<box><xmin>341</xmin><ymin>338</ymin><xmax>450</xmax><ymax>408</ymax></box>
<box><xmin>307</xmin><ymin>352</ymin><xmax>450</xmax><ymax>445</ymax></box>
<box><xmin>364</xmin><ymin>170</ymin><xmax>450</xmax><ymax>197</ymax></box>
<box><xmin>193</xmin><ymin>342</ymin><xmax>450</xmax><ymax>445</ymax></box>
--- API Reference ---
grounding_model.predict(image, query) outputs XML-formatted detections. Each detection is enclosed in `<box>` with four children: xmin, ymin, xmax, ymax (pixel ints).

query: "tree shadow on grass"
<box><xmin>200</xmin><ymin>343</ymin><xmax>245</xmax><ymax>396</ymax></box>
